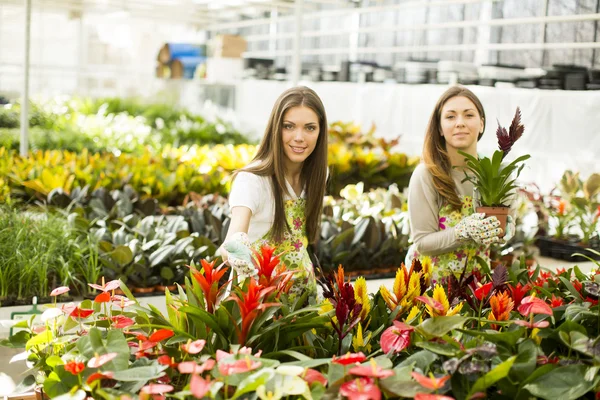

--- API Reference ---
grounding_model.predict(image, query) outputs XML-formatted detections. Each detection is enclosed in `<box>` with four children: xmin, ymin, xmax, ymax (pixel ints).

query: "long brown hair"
<box><xmin>423</xmin><ymin>86</ymin><xmax>486</xmax><ymax>210</ymax></box>
<box><xmin>239</xmin><ymin>86</ymin><xmax>328</xmax><ymax>244</ymax></box>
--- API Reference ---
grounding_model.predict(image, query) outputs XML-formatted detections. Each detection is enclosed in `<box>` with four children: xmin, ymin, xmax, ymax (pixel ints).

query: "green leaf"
<box><xmin>510</xmin><ymin>340</ymin><xmax>537</xmax><ymax>382</ymax></box>
<box><xmin>458</xmin><ymin>328</ymin><xmax>524</xmax><ymax>347</ymax></box>
<box><xmin>396</xmin><ymin>350</ymin><xmax>438</xmax><ymax>371</ymax></box>
<box><xmin>231</xmin><ymin>368</ymin><xmax>275</xmax><ymax>400</ymax></box>
<box><xmin>380</xmin><ymin>366</ymin><xmax>425</xmax><ymax>397</ymax></box>
<box><xmin>468</xmin><ymin>356</ymin><xmax>516</xmax><ymax>397</ymax></box>
<box><xmin>110</xmin><ymin>245</ymin><xmax>133</xmax><ymax>265</ymax></box>
<box><xmin>111</xmin><ymin>365</ymin><xmax>168</xmax><ymax>382</ymax></box>
<box><xmin>414</xmin><ymin>341</ymin><xmax>460</xmax><ymax>357</ymax></box>
<box><xmin>416</xmin><ymin>315</ymin><xmax>468</xmax><ymax>338</ymax></box>
<box><xmin>149</xmin><ymin>244</ymin><xmax>175</xmax><ymax>267</ymax></box>
<box><xmin>281</xmin><ymin>358</ymin><xmax>332</xmax><ymax>369</ymax></box>
<box><xmin>523</xmin><ymin>365</ymin><xmax>600</xmax><ymax>400</ymax></box>
<box><xmin>179</xmin><ymin>305</ymin><xmax>226</xmax><ymax>338</ymax></box>
<box><xmin>25</xmin><ymin>329</ymin><xmax>52</xmax><ymax>350</ymax></box>
<box><xmin>46</xmin><ymin>355</ymin><xmax>64</xmax><ymax>368</ymax></box>
<box><xmin>558</xmin><ymin>276</ymin><xmax>583</xmax><ymax>300</ymax></box>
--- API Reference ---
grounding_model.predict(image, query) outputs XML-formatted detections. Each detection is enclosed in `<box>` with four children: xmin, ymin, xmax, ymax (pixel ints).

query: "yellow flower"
<box><xmin>424</xmin><ymin>284</ymin><xmax>463</xmax><ymax>317</ymax></box>
<box><xmin>404</xmin><ymin>306</ymin><xmax>421</xmax><ymax>323</ymax></box>
<box><xmin>352</xmin><ymin>323</ymin><xmax>372</xmax><ymax>353</ymax></box>
<box><xmin>354</xmin><ymin>277</ymin><xmax>371</xmax><ymax>322</ymax></box>
<box><xmin>420</xmin><ymin>256</ymin><xmax>433</xmax><ymax>288</ymax></box>
<box><xmin>318</xmin><ymin>299</ymin><xmax>336</xmax><ymax>326</ymax></box>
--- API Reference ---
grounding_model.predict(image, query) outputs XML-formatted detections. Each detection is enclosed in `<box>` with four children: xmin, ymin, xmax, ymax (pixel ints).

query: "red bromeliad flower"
<box><xmin>349</xmin><ymin>359</ymin><xmax>394</xmax><ymax>379</ymax></box>
<box><xmin>189</xmin><ymin>260</ymin><xmax>229</xmax><ymax>313</ymax></box>
<box><xmin>340</xmin><ymin>377</ymin><xmax>381</xmax><ymax>400</ymax></box>
<box><xmin>332</xmin><ymin>352</ymin><xmax>367</xmax><ymax>365</ymax></box>
<box><xmin>411</xmin><ymin>372</ymin><xmax>451</xmax><ymax>391</ymax></box>
<box><xmin>253</xmin><ymin>245</ymin><xmax>288</xmax><ymax>287</ymax></box>
<box><xmin>550</xmin><ymin>294</ymin><xmax>564</xmax><ymax>308</ymax></box>
<box><xmin>380</xmin><ymin>321</ymin><xmax>414</xmax><ymax>354</ymax></box>
<box><xmin>488</xmin><ymin>291</ymin><xmax>514</xmax><ymax>330</ymax></box>
<box><xmin>64</xmin><ymin>360</ymin><xmax>85</xmax><ymax>375</ymax></box>
<box><xmin>229</xmin><ymin>278</ymin><xmax>279</xmax><ymax>344</ymax></box>
<box><xmin>509</xmin><ymin>282</ymin><xmax>531</xmax><ymax>307</ymax></box>
<box><xmin>517</xmin><ymin>295</ymin><xmax>553</xmax><ymax>317</ymax></box>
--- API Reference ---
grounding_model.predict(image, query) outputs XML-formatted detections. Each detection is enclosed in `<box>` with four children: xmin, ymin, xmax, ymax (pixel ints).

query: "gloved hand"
<box><xmin>222</xmin><ymin>232</ymin><xmax>257</xmax><ymax>279</ymax></box>
<box><xmin>454</xmin><ymin>213</ymin><xmax>503</xmax><ymax>246</ymax></box>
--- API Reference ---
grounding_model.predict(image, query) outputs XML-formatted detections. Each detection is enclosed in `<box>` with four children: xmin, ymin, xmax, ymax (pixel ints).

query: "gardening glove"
<box><xmin>222</xmin><ymin>232</ymin><xmax>257</xmax><ymax>279</ymax></box>
<box><xmin>454</xmin><ymin>213</ymin><xmax>503</xmax><ymax>246</ymax></box>
<box><xmin>499</xmin><ymin>215</ymin><xmax>515</xmax><ymax>243</ymax></box>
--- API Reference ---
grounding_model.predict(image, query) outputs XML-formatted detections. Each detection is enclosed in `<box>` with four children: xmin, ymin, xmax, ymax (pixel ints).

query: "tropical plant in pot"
<box><xmin>458</xmin><ymin>107</ymin><xmax>530</xmax><ymax>234</ymax></box>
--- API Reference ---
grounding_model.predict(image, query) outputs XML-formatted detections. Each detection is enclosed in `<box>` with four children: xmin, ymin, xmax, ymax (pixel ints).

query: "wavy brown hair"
<box><xmin>239</xmin><ymin>86</ymin><xmax>328</xmax><ymax>244</ymax></box>
<box><xmin>423</xmin><ymin>86</ymin><xmax>486</xmax><ymax>211</ymax></box>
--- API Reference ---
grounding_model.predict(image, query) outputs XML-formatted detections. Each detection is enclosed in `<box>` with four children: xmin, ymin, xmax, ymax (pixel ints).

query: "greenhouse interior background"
<box><xmin>1</xmin><ymin>0</ymin><xmax>600</xmax><ymax>399</ymax></box>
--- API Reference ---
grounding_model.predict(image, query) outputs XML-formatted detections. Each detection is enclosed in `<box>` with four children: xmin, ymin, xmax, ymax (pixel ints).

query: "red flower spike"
<box><xmin>189</xmin><ymin>260</ymin><xmax>229</xmax><ymax>314</ymax></box>
<box><xmin>497</xmin><ymin>124</ymin><xmax>512</xmax><ymax>154</ymax></box>
<box><xmin>508</xmin><ymin>107</ymin><xmax>524</xmax><ymax>143</ymax></box>
<box><xmin>411</xmin><ymin>372</ymin><xmax>451</xmax><ymax>391</ymax></box>
<box><xmin>509</xmin><ymin>282</ymin><xmax>531</xmax><ymax>307</ymax></box>
<box><xmin>64</xmin><ymin>360</ymin><xmax>85</xmax><ymax>375</ymax></box>
<box><xmin>332</xmin><ymin>352</ymin><xmax>367</xmax><ymax>365</ymax></box>
<box><xmin>94</xmin><ymin>291</ymin><xmax>111</xmax><ymax>303</ymax></box>
<box><xmin>340</xmin><ymin>377</ymin><xmax>381</xmax><ymax>400</ymax></box>
<box><xmin>149</xmin><ymin>329</ymin><xmax>174</xmax><ymax>342</ymax></box>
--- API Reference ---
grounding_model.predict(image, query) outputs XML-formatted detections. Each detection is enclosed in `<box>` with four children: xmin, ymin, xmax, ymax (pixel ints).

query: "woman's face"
<box><xmin>281</xmin><ymin>106</ymin><xmax>320</xmax><ymax>167</ymax></box>
<box><xmin>440</xmin><ymin>96</ymin><xmax>484</xmax><ymax>153</ymax></box>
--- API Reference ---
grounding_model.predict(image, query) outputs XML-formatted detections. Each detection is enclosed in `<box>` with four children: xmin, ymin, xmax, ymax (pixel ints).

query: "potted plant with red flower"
<box><xmin>457</xmin><ymin>107</ymin><xmax>530</xmax><ymax>234</ymax></box>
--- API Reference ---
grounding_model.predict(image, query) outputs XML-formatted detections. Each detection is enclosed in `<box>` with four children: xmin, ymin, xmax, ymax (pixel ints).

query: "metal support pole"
<box><xmin>20</xmin><ymin>0</ymin><xmax>32</xmax><ymax>157</ymax></box>
<box><xmin>475</xmin><ymin>0</ymin><xmax>493</xmax><ymax>65</ymax></box>
<box><xmin>592</xmin><ymin>0</ymin><xmax>599</xmax><ymax>67</ymax></box>
<box><xmin>540</xmin><ymin>0</ymin><xmax>549</xmax><ymax>66</ymax></box>
<box><xmin>292</xmin><ymin>0</ymin><xmax>304</xmax><ymax>85</ymax></box>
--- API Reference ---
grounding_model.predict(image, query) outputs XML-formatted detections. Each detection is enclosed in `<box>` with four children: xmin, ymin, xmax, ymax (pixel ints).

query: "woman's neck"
<box><xmin>284</xmin><ymin>160</ymin><xmax>303</xmax><ymax>185</ymax></box>
<box><xmin>447</xmin><ymin>146</ymin><xmax>477</xmax><ymax>170</ymax></box>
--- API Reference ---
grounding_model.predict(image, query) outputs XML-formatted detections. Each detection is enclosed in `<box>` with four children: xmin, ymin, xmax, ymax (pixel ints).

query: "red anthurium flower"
<box><xmin>94</xmin><ymin>291</ymin><xmax>111</xmax><ymax>303</ymax></box>
<box><xmin>87</xmin><ymin>352</ymin><xmax>118</xmax><ymax>368</ymax></box>
<box><xmin>302</xmin><ymin>368</ymin><xmax>328</xmax><ymax>386</ymax></box>
<box><xmin>229</xmin><ymin>278</ymin><xmax>279</xmax><ymax>344</ymax></box>
<box><xmin>191</xmin><ymin>375</ymin><xmax>212</xmax><ymax>399</ymax></box>
<box><xmin>111</xmin><ymin>315</ymin><xmax>135</xmax><ymax>329</ymax></box>
<box><xmin>218</xmin><ymin>357</ymin><xmax>262</xmax><ymax>376</ymax></box>
<box><xmin>349</xmin><ymin>359</ymin><xmax>394</xmax><ymax>379</ymax></box>
<box><xmin>69</xmin><ymin>307</ymin><xmax>94</xmax><ymax>319</ymax></box>
<box><xmin>50</xmin><ymin>286</ymin><xmax>70</xmax><ymax>297</ymax></box>
<box><xmin>88</xmin><ymin>278</ymin><xmax>121</xmax><ymax>293</ymax></box>
<box><xmin>537</xmin><ymin>355</ymin><xmax>560</xmax><ymax>365</ymax></box>
<box><xmin>414</xmin><ymin>394</ymin><xmax>455</xmax><ymax>400</ymax></box>
<box><xmin>514</xmin><ymin>319</ymin><xmax>549</xmax><ymax>329</ymax></box>
<box><xmin>340</xmin><ymin>377</ymin><xmax>381</xmax><ymax>400</ymax></box>
<box><xmin>411</xmin><ymin>372</ymin><xmax>451</xmax><ymax>390</ymax></box>
<box><xmin>149</xmin><ymin>329</ymin><xmax>174</xmax><ymax>342</ymax></box>
<box><xmin>139</xmin><ymin>340</ymin><xmax>158</xmax><ymax>352</ymax></box>
<box><xmin>86</xmin><ymin>371</ymin><xmax>114</xmax><ymax>384</ymax></box>
<box><xmin>182</xmin><ymin>339</ymin><xmax>206</xmax><ymax>354</ymax></box>
<box><xmin>64</xmin><ymin>360</ymin><xmax>85</xmax><ymax>375</ymax></box>
<box><xmin>474</xmin><ymin>282</ymin><xmax>493</xmax><ymax>301</ymax></box>
<box><xmin>416</xmin><ymin>296</ymin><xmax>445</xmax><ymax>313</ymax></box>
<box><xmin>550</xmin><ymin>294</ymin><xmax>564</xmax><ymax>308</ymax></box>
<box><xmin>332</xmin><ymin>352</ymin><xmax>367</xmax><ymax>365</ymax></box>
<box><xmin>189</xmin><ymin>260</ymin><xmax>229</xmax><ymax>314</ymax></box>
<box><xmin>141</xmin><ymin>384</ymin><xmax>174</xmax><ymax>395</ymax></box>
<box><xmin>178</xmin><ymin>359</ymin><xmax>216</xmax><ymax>374</ymax></box>
<box><xmin>509</xmin><ymin>282</ymin><xmax>531</xmax><ymax>307</ymax></box>
<box><xmin>517</xmin><ymin>295</ymin><xmax>553</xmax><ymax>316</ymax></box>
<box><xmin>380</xmin><ymin>321</ymin><xmax>414</xmax><ymax>354</ymax></box>
<box><xmin>157</xmin><ymin>355</ymin><xmax>178</xmax><ymax>368</ymax></box>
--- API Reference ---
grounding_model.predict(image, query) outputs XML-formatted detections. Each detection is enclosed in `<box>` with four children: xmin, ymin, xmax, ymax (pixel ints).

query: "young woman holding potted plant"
<box><xmin>407</xmin><ymin>86</ymin><xmax>521</xmax><ymax>281</ymax></box>
<box><xmin>219</xmin><ymin>86</ymin><xmax>329</xmax><ymax>298</ymax></box>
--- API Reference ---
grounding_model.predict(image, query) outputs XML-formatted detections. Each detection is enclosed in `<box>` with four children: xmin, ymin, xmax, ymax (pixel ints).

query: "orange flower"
<box><xmin>557</xmin><ymin>199</ymin><xmax>567</xmax><ymax>215</ymax></box>
<box><xmin>488</xmin><ymin>291</ymin><xmax>514</xmax><ymax>330</ymax></box>
<box><xmin>64</xmin><ymin>360</ymin><xmax>85</xmax><ymax>375</ymax></box>
<box><xmin>189</xmin><ymin>260</ymin><xmax>229</xmax><ymax>313</ymax></box>
<box><xmin>229</xmin><ymin>278</ymin><xmax>279</xmax><ymax>344</ymax></box>
<box><xmin>411</xmin><ymin>371</ymin><xmax>451</xmax><ymax>391</ymax></box>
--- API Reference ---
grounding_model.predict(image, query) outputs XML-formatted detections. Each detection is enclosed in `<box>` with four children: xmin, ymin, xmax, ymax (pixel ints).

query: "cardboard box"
<box><xmin>211</xmin><ymin>35</ymin><xmax>247</xmax><ymax>58</ymax></box>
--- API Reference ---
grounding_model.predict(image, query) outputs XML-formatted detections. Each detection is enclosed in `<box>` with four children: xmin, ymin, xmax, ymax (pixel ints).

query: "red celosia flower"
<box><xmin>509</xmin><ymin>283</ymin><xmax>531</xmax><ymax>307</ymax></box>
<box><xmin>50</xmin><ymin>286</ymin><xmax>70</xmax><ymax>297</ymax></box>
<box><xmin>301</xmin><ymin>368</ymin><xmax>328</xmax><ymax>386</ymax></box>
<box><xmin>411</xmin><ymin>372</ymin><xmax>451</xmax><ymax>390</ymax></box>
<box><xmin>380</xmin><ymin>321</ymin><xmax>414</xmax><ymax>354</ymax></box>
<box><xmin>349</xmin><ymin>360</ymin><xmax>394</xmax><ymax>379</ymax></box>
<box><xmin>474</xmin><ymin>282</ymin><xmax>493</xmax><ymax>301</ymax></box>
<box><xmin>518</xmin><ymin>295</ymin><xmax>553</xmax><ymax>316</ymax></box>
<box><xmin>340</xmin><ymin>377</ymin><xmax>381</xmax><ymax>400</ymax></box>
<box><xmin>189</xmin><ymin>260</ymin><xmax>229</xmax><ymax>314</ymax></box>
<box><xmin>229</xmin><ymin>278</ymin><xmax>279</xmax><ymax>344</ymax></box>
<box><xmin>87</xmin><ymin>352</ymin><xmax>118</xmax><ymax>368</ymax></box>
<box><xmin>218</xmin><ymin>357</ymin><xmax>262</xmax><ymax>376</ymax></box>
<box><xmin>550</xmin><ymin>294</ymin><xmax>564</xmax><ymax>308</ymax></box>
<box><xmin>64</xmin><ymin>360</ymin><xmax>85</xmax><ymax>375</ymax></box>
<box><xmin>182</xmin><ymin>339</ymin><xmax>206</xmax><ymax>354</ymax></box>
<box><xmin>149</xmin><ymin>329</ymin><xmax>174</xmax><ymax>342</ymax></box>
<box><xmin>332</xmin><ymin>352</ymin><xmax>367</xmax><ymax>365</ymax></box>
<box><xmin>94</xmin><ymin>291</ymin><xmax>111</xmax><ymax>303</ymax></box>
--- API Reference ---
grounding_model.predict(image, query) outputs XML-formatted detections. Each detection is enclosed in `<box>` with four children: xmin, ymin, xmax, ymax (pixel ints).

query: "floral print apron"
<box><xmin>411</xmin><ymin>195</ymin><xmax>490</xmax><ymax>282</ymax></box>
<box><xmin>251</xmin><ymin>197</ymin><xmax>317</xmax><ymax>298</ymax></box>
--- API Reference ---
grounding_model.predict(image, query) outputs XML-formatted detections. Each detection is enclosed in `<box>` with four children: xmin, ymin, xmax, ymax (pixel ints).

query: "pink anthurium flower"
<box><xmin>301</xmin><ymin>368</ymin><xmax>328</xmax><ymax>386</ymax></box>
<box><xmin>111</xmin><ymin>315</ymin><xmax>135</xmax><ymax>329</ymax></box>
<box><xmin>518</xmin><ymin>295</ymin><xmax>553</xmax><ymax>316</ymax></box>
<box><xmin>514</xmin><ymin>319</ymin><xmax>550</xmax><ymax>329</ymax></box>
<box><xmin>191</xmin><ymin>375</ymin><xmax>212</xmax><ymax>398</ymax></box>
<box><xmin>140</xmin><ymin>384</ymin><xmax>174</xmax><ymax>394</ymax></box>
<box><xmin>182</xmin><ymin>339</ymin><xmax>206</xmax><ymax>354</ymax></box>
<box><xmin>414</xmin><ymin>394</ymin><xmax>455</xmax><ymax>400</ymax></box>
<box><xmin>87</xmin><ymin>352</ymin><xmax>118</xmax><ymax>368</ymax></box>
<box><xmin>50</xmin><ymin>286</ymin><xmax>70</xmax><ymax>297</ymax></box>
<box><xmin>340</xmin><ymin>377</ymin><xmax>381</xmax><ymax>400</ymax></box>
<box><xmin>178</xmin><ymin>359</ymin><xmax>215</xmax><ymax>375</ymax></box>
<box><xmin>349</xmin><ymin>359</ymin><xmax>394</xmax><ymax>379</ymax></box>
<box><xmin>218</xmin><ymin>358</ymin><xmax>261</xmax><ymax>376</ymax></box>
<box><xmin>332</xmin><ymin>352</ymin><xmax>367</xmax><ymax>365</ymax></box>
<box><xmin>88</xmin><ymin>278</ymin><xmax>121</xmax><ymax>293</ymax></box>
<box><xmin>381</xmin><ymin>321</ymin><xmax>414</xmax><ymax>354</ymax></box>
<box><xmin>416</xmin><ymin>296</ymin><xmax>445</xmax><ymax>313</ymax></box>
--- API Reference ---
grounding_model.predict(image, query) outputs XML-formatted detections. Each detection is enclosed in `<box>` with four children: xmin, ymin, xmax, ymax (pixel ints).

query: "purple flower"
<box><xmin>293</xmin><ymin>217</ymin><xmax>303</xmax><ymax>230</ymax></box>
<box><xmin>292</xmin><ymin>240</ymin><xmax>302</xmax><ymax>251</ymax></box>
<box><xmin>439</xmin><ymin>217</ymin><xmax>447</xmax><ymax>230</ymax></box>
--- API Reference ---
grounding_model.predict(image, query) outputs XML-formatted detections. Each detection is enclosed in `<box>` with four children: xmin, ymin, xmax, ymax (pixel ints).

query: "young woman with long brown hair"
<box><xmin>407</xmin><ymin>86</ymin><xmax>509</xmax><ymax>281</ymax></box>
<box><xmin>221</xmin><ymin>86</ymin><xmax>328</xmax><ymax>296</ymax></box>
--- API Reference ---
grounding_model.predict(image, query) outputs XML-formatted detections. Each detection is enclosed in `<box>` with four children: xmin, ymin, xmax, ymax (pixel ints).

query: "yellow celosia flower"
<box><xmin>352</xmin><ymin>323</ymin><xmax>372</xmax><ymax>353</ymax></box>
<box><xmin>404</xmin><ymin>306</ymin><xmax>421</xmax><ymax>323</ymax></box>
<box><xmin>354</xmin><ymin>277</ymin><xmax>371</xmax><ymax>322</ymax></box>
<box><xmin>420</xmin><ymin>256</ymin><xmax>433</xmax><ymax>288</ymax></box>
<box><xmin>424</xmin><ymin>284</ymin><xmax>463</xmax><ymax>317</ymax></box>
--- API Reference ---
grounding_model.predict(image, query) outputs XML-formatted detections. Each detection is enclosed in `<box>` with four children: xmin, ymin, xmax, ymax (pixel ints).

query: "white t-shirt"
<box><xmin>228</xmin><ymin>171</ymin><xmax>306</xmax><ymax>244</ymax></box>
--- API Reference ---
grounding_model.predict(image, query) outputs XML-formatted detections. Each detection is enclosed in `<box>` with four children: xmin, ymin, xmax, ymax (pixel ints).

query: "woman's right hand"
<box><xmin>454</xmin><ymin>213</ymin><xmax>503</xmax><ymax>245</ymax></box>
